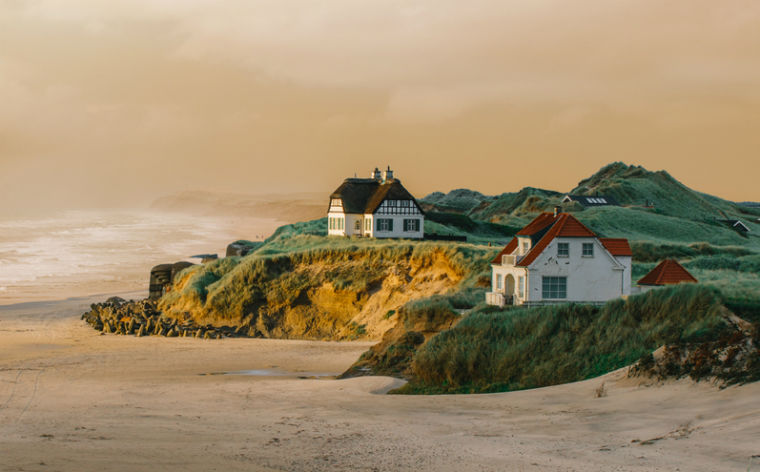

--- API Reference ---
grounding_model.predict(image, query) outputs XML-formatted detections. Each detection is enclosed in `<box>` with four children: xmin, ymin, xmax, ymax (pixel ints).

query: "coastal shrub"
<box><xmin>630</xmin><ymin>241</ymin><xmax>752</xmax><ymax>263</ymax></box>
<box><xmin>398</xmin><ymin>296</ymin><xmax>459</xmax><ymax>332</ymax></box>
<box><xmin>398</xmin><ymin>284</ymin><xmax>730</xmax><ymax>394</ymax></box>
<box><xmin>574</xmin><ymin>206</ymin><xmax>754</xmax><ymax>247</ymax></box>
<box><xmin>685</xmin><ymin>254</ymin><xmax>760</xmax><ymax>273</ymax></box>
<box><xmin>447</xmin><ymin>287</ymin><xmax>487</xmax><ymax>310</ymax></box>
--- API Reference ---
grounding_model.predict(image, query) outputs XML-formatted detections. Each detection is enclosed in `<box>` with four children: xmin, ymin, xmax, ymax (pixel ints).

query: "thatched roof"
<box><xmin>329</xmin><ymin>178</ymin><xmax>423</xmax><ymax>215</ymax></box>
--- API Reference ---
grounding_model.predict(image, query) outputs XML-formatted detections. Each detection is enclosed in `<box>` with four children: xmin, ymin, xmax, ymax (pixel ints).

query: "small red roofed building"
<box><xmin>486</xmin><ymin>208</ymin><xmax>632</xmax><ymax>307</ymax></box>
<box><xmin>636</xmin><ymin>259</ymin><xmax>697</xmax><ymax>292</ymax></box>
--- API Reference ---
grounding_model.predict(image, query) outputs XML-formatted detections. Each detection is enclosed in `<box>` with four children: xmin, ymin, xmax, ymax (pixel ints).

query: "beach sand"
<box><xmin>1</xmin><ymin>295</ymin><xmax>758</xmax><ymax>471</ymax></box>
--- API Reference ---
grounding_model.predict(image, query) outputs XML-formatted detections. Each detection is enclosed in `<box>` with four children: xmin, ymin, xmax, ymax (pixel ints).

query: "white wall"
<box><xmin>328</xmin><ymin>212</ymin><xmax>367</xmax><ymax>237</ymax></box>
<box><xmin>363</xmin><ymin>214</ymin><xmax>374</xmax><ymax>237</ymax></box>
<box><xmin>490</xmin><ymin>265</ymin><xmax>529</xmax><ymax>304</ymax></box>
<box><xmin>372</xmin><ymin>214</ymin><xmax>424</xmax><ymax>239</ymax></box>
<box><xmin>525</xmin><ymin>237</ymin><xmax>627</xmax><ymax>303</ymax></box>
<box><xmin>327</xmin><ymin>211</ymin><xmax>345</xmax><ymax>236</ymax></box>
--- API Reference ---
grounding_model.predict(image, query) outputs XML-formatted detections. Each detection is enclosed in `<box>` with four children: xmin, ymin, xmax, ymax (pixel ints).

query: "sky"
<box><xmin>1</xmin><ymin>0</ymin><xmax>759</xmax><ymax>214</ymax></box>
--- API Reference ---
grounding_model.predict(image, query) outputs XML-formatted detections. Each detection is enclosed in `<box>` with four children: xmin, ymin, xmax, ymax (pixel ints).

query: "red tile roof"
<box><xmin>491</xmin><ymin>237</ymin><xmax>518</xmax><ymax>264</ymax></box>
<box><xmin>517</xmin><ymin>214</ymin><xmax>597</xmax><ymax>267</ymax></box>
<box><xmin>637</xmin><ymin>259</ymin><xmax>698</xmax><ymax>286</ymax></box>
<box><xmin>515</xmin><ymin>213</ymin><xmax>557</xmax><ymax>236</ymax></box>
<box><xmin>599</xmin><ymin>238</ymin><xmax>632</xmax><ymax>256</ymax></box>
<box><xmin>492</xmin><ymin>212</ymin><xmax>631</xmax><ymax>268</ymax></box>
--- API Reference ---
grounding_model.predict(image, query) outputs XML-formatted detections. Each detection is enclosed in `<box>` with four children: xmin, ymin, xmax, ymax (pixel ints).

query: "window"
<box><xmin>403</xmin><ymin>219</ymin><xmax>420</xmax><ymax>232</ymax></box>
<box><xmin>355</xmin><ymin>220</ymin><xmax>361</xmax><ymax>231</ymax></box>
<box><xmin>497</xmin><ymin>274</ymin><xmax>503</xmax><ymax>290</ymax></box>
<box><xmin>518</xmin><ymin>276</ymin><xmax>525</xmax><ymax>297</ymax></box>
<box><xmin>521</xmin><ymin>241</ymin><xmax>529</xmax><ymax>253</ymax></box>
<box><xmin>542</xmin><ymin>276</ymin><xmax>567</xmax><ymax>299</ymax></box>
<box><xmin>557</xmin><ymin>242</ymin><xmax>569</xmax><ymax>257</ymax></box>
<box><xmin>365</xmin><ymin>218</ymin><xmax>371</xmax><ymax>231</ymax></box>
<box><xmin>377</xmin><ymin>218</ymin><xmax>393</xmax><ymax>232</ymax></box>
<box><xmin>329</xmin><ymin>218</ymin><xmax>333</xmax><ymax>230</ymax></box>
<box><xmin>331</xmin><ymin>198</ymin><xmax>342</xmax><ymax>207</ymax></box>
<box><xmin>582</xmin><ymin>243</ymin><xmax>594</xmax><ymax>257</ymax></box>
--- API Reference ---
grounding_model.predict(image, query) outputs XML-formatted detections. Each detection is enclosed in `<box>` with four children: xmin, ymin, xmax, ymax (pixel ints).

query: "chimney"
<box><xmin>371</xmin><ymin>167</ymin><xmax>382</xmax><ymax>181</ymax></box>
<box><xmin>383</xmin><ymin>166</ymin><xmax>394</xmax><ymax>182</ymax></box>
<box><xmin>554</xmin><ymin>205</ymin><xmax>561</xmax><ymax>217</ymax></box>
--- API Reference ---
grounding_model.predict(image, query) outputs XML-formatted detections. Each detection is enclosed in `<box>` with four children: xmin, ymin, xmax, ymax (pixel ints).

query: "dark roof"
<box><xmin>329</xmin><ymin>178</ymin><xmax>379</xmax><ymax>213</ymax></box>
<box><xmin>330</xmin><ymin>178</ymin><xmax>423</xmax><ymax>215</ymax></box>
<box><xmin>563</xmin><ymin>194</ymin><xmax>620</xmax><ymax>207</ymax></box>
<box><xmin>720</xmin><ymin>219</ymin><xmax>750</xmax><ymax>232</ymax></box>
<box><xmin>637</xmin><ymin>259</ymin><xmax>698</xmax><ymax>286</ymax></box>
<box><xmin>516</xmin><ymin>213</ymin><xmax>557</xmax><ymax>236</ymax></box>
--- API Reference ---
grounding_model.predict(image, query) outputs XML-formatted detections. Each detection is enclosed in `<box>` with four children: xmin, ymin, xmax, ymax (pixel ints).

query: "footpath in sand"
<box><xmin>1</xmin><ymin>294</ymin><xmax>759</xmax><ymax>472</ymax></box>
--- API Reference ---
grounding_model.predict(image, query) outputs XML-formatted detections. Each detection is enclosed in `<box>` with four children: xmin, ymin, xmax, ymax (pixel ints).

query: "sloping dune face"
<box><xmin>160</xmin><ymin>245</ymin><xmax>471</xmax><ymax>340</ymax></box>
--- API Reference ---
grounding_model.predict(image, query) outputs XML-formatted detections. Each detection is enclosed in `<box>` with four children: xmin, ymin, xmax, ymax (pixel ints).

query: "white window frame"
<box><xmin>403</xmin><ymin>219</ymin><xmax>420</xmax><ymax>232</ymax></box>
<box><xmin>542</xmin><ymin>276</ymin><xmax>567</xmax><ymax>299</ymax></box>
<box><xmin>377</xmin><ymin>218</ymin><xmax>393</xmax><ymax>232</ymax></box>
<box><xmin>582</xmin><ymin>243</ymin><xmax>594</xmax><ymax>257</ymax></box>
<box><xmin>557</xmin><ymin>242</ymin><xmax>569</xmax><ymax>258</ymax></box>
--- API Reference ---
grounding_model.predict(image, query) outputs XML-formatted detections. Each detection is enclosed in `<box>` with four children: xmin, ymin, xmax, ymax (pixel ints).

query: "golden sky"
<box><xmin>1</xmin><ymin>0</ymin><xmax>759</xmax><ymax>214</ymax></box>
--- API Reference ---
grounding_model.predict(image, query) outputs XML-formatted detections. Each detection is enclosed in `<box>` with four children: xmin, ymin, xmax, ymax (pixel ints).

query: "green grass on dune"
<box><xmin>162</xmin><ymin>233</ymin><xmax>497</xmax><ymax>325</ymax></box>
<box><xmin>575</xmin><ymin>206</ymin><xmax>758</xmax><ymax>247</ymax></box>
<box><xmin>396</xmin><ymin>285</ymin><xmax>733</xmax><ymax>394</ymax></box>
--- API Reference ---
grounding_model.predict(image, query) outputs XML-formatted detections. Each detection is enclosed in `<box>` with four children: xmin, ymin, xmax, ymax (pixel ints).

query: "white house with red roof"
<box><xmin>486</xmin><ymin>208</ymin><xmax>632</xmax><ymax>307</ymax></box>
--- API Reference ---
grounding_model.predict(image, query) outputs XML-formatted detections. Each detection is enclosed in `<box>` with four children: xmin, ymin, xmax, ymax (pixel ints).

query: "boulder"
<box><xmin>225</xmin><ymin>240</ymin><xmax>260</xmax><ymax>257</ymax></box>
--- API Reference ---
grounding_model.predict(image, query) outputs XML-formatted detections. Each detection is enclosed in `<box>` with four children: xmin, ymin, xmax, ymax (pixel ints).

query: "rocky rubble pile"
<box><xmin>629</xmin><ymin>316</ymin><xmax>760</xmax><ymax>385</ymax></box>
<box><xmin>81</xmin><ymin>296</ymin><xmax>253</xmax><ymax>340</ymax></box>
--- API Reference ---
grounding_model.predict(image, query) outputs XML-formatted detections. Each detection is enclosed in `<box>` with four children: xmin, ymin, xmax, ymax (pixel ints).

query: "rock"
<box><xmin>105</xmin><ymin>296</ymin><xmax>126</xmax><ymax>306</ymax></box>
<box><xmin>225</xmin><ymin>240</ymin><xmax>259</xmax><ymax>257</ymax></box>
<box><xmin>149</xmin><ymin>262</ymin><xmax>195</xmax><ymax>300</ymax></box>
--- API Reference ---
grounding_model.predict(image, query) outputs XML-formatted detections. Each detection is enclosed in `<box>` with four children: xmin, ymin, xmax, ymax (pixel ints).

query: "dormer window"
<box><xmin>518</xmin><ymin>237</ymin><xmax>531</xmax><ymax>255</ymax></box>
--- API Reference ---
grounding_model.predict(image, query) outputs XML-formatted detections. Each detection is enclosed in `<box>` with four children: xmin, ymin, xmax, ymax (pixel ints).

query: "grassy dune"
<box><xmin>159</xmin><ymin>233</ymin><xmax>496</xmax><ymax>340</ymax></box>
<box><xmin>396</xmin><ymin>285</ymin><xmax>758</xmax><ymax>394</ymax></box>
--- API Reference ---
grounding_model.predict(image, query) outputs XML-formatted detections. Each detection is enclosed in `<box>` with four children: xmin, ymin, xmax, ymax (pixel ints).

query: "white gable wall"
<box><xmin>371</xmin><ymin>199</ymin><xmax>424</xmax><ymax>239</ymax></box>
<box><xmin>526</xmin><ymin>237</ymin><xmax>627</xmax><ymax>304</ymax></box>
<box><xmin>371</xmin><ymin>214</ymin><xmax>424</xmax><ymax>239</ymax></box>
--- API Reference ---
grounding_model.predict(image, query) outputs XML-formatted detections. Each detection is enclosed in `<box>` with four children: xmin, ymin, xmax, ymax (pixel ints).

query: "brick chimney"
<box><xmin>383</xmin><ymin>166</ymin><xmax>394</xmax><ymax>182</ymax></box>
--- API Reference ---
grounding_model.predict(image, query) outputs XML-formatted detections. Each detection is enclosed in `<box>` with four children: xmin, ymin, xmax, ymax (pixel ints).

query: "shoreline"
<box><xmin>1</xmin><ymin>294</ymin><xmax>759</xmax><ymax>470</ymax></box>
<box><xmin>0</xmin><ymin>289</ymin><xmax>148</xmax><ymax>309</ymax></box>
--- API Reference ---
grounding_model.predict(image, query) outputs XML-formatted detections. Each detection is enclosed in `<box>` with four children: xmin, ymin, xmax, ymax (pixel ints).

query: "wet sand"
<box><xmin>1</xmin><ymin>295</ymin><xmax>758</xmax><ymax>471</ymax></box>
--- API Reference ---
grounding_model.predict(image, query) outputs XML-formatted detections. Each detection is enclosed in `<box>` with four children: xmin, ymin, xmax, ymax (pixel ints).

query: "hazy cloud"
<box><xmin>1</xmin><ymin>0</ymin><xmax>759</xmax><ymax>214</ymax></box>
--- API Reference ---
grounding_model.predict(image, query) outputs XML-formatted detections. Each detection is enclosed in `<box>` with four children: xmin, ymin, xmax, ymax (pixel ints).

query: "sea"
<box><xmin>0</xmin><ymin>210</ymin><xmax>281</xmax><ymax>305</ymax></box>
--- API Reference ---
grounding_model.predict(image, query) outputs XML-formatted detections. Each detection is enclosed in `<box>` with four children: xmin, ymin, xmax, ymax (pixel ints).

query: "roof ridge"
<box><xmin>517</xmin><ymin>215</ymin><xmax>564</xmax><ymax>267</ymax></box>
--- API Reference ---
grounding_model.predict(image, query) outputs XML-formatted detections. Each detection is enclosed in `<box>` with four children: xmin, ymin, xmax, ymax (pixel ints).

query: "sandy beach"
<box><xmin>0</xmin><ymin>294</ymin><xmax>757</xmax><ymax>472</ymax></box>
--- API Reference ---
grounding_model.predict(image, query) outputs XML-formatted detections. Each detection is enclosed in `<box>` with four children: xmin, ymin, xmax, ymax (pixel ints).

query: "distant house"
<box><xmin>562</xmin><ymin>194</ymin><xmax>620</xmax><ymax>207</ymax></box>
<box><xmin>327</xmin><ymin>167</ymin><xmax>424</xmax><ymax>238</ymax></box>
<box><xmin>486</xmin><ymin>208</ymin><xmax>632</xmax><ymax>307</ymax></box>
<box><xmin>637</xmin><ymin>259</ymin><xmax>697</xmax><ymax>292</ymax></box>
<box><xmin>719</xmin><ymin>219</ymin><xmax>750</xmax><ymax>233</ymax></box>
